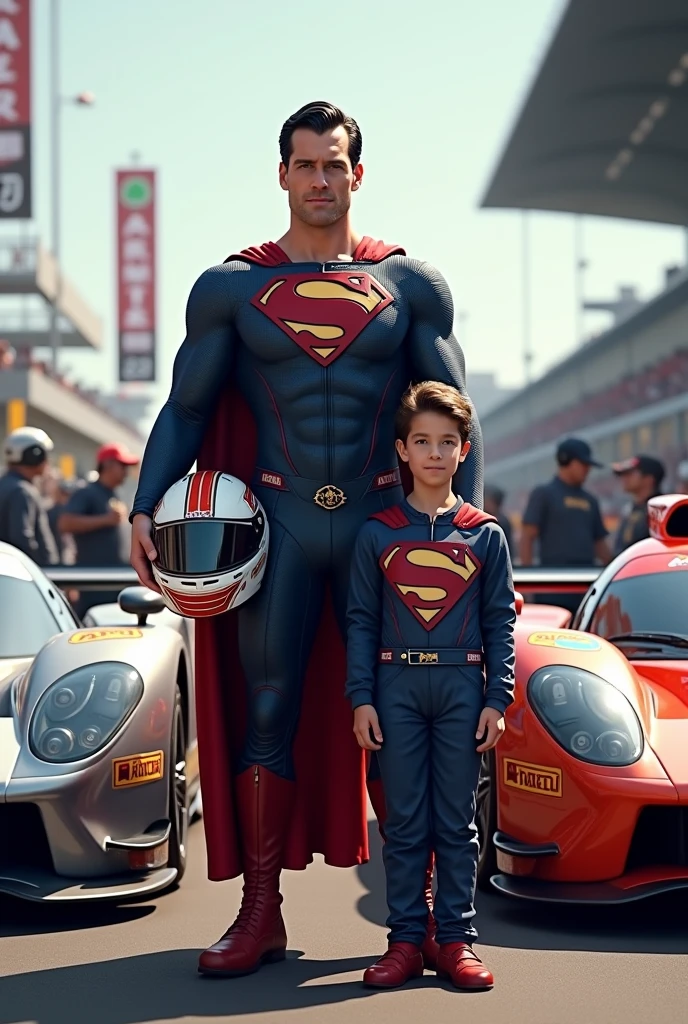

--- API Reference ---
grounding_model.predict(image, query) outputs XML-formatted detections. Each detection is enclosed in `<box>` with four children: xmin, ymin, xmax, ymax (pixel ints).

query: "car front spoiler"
<box><xmin>491</xmin><ymin>871</ymin><xmax>688</xmax><ymax>904</ymax></box>
<box><xmin>0</xmin><ymin>866</ymin><xmax>177</xmax><ymax>902</ymax></box>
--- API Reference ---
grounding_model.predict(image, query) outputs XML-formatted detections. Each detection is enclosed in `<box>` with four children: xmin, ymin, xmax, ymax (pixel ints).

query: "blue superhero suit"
<box><xmin>345</xmin><ymin>497</ymin><xmax>516</xmax><ymax>946</ymax></box>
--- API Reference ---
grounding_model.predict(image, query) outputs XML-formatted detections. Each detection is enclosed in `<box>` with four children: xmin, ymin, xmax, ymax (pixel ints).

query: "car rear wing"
<box><xmin>45</xmin><ymin>566</ymin><xmax>601</xmax><ymax>594</ymax></box>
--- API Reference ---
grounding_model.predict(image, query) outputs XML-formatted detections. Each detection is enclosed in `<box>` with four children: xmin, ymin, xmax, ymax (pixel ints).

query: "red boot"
<box><xmin>198</xmin><ymin>766</ymin><xmax>294</xmax><ymax>977</ymax></box>
<box><xmin>363</xmin><ymin>942</ymin><xmax>424</xmax><ymax>988</ymax></box>
<box><xmin>436</xmin><ymin>943</ymin><xmax>494</xmax><ymax>990</ymax></box>
<box><xmin>368</xmin><ymin>779</ymin><xmax>439</xmax><ymax>971</ymax></box>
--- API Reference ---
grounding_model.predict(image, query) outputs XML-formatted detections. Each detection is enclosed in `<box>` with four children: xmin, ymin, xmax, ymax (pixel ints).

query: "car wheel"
<box><xmin>167</xmin><ymin>686</ymin><xmax>188</xmax><ymax>885</ymax></box>
<box><xmin>476</xmin><ymin>748</ymin><xmax>498</xmax><ymax>892</ymax></box>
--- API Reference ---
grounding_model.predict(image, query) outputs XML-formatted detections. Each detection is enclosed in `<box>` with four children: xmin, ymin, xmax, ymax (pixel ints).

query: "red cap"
<box><xmin>97</xmin><ymin>442</ymin><xmax>140</xmax><ymax>466</ymax></box>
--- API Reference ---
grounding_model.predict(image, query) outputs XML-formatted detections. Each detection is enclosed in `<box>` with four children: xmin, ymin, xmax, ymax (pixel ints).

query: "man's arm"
<box><xmin>405</xmin><ymin>262</ymin><xmax>483</xmax><ymax>508</ymax></box>
<box><xmin>345</xmin><ymin>522</ymin><xmax>383</xmax><ymax>710</ymax></box>
<box><xmin>479</xmin><ymin>525</ymin><xmax>516</xmax><ymax>715</ymax></box>
<box><xmin>59</xmin><ymin>488</ymin><xmax>118</xmax><ymax>535</ymax></box>
<box><xmin>592</xmin><ymin>499</ymin><xmax>612</xmax><ymax>565</ymax></box>
<box><xmin>4</xmin><ymin>487</ymin><xmax>49</xmax><ymax>563</ymax></box>
<box><xmin>519</xmin><ymin>486</ymin><xmax>546</xmax><ymax>566</ymax></box>
<box><xmin>130</xmin><ymin>265</ymin><xmax>239</xmax><ymax>520</ymax></box>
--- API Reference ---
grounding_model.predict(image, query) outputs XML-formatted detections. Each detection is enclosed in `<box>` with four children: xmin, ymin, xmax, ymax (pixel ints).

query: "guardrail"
<box><xmin>45</xmin><ymin>566</ymin><xmax>602</xmax><ymax>593</ymax></box>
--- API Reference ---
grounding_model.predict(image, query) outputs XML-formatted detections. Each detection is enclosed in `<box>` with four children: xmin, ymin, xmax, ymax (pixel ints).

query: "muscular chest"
<box><xmin>380</xmin><ymin>538</ymin><xmax>483</xmax><ymax>631</ymax></box>
<box><xmin>235</xmin><ymin>267</ymin><xmax>410</xmax><ymax>369</ymax></box>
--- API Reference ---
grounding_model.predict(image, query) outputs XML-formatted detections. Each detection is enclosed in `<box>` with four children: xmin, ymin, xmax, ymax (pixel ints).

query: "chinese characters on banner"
<box><xmin>116</xmin><ymin>169</ymin><xmax>156</xmax><ymax>382</ymax></box>
<box><xmin>0</xmin><ymin>0</ymin><xmax>32</xmax><ymax>218</ymax></box>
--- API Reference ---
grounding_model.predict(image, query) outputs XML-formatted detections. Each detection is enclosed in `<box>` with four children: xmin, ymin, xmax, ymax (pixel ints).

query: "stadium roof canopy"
<box><xmin>481</xmin><ymin>0</ymin><xmax>688</xmax><ymax>226</ymax></box>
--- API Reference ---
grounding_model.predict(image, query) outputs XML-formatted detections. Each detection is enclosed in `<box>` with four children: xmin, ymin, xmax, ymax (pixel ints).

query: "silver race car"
<box><xmin>0</xmin><ymin>540</ymin><xmax>200</xmax><ymax>903</ymax></box>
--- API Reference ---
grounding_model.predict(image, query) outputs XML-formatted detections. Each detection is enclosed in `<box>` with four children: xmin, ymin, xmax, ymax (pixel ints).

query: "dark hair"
<box><xmin>395</xmin><ymin>381</ymin><xmax>473</xmax><ymax>444</ymax></box>
<box><xmin>279</xmin><ymin>101</ymin><xmax>362</xmax><ymax>168</ymax></box>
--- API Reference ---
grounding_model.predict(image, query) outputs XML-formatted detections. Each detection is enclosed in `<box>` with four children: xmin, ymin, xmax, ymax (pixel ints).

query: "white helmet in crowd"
<box><xmin>151</xmin><ymin>471</ymin><xmax>269</xmax><ymax>618</ymax></box>
<box><xmin>4</xmin><ymin>426</ymin><xmax>54</xmax><ymax>467</ymax></box>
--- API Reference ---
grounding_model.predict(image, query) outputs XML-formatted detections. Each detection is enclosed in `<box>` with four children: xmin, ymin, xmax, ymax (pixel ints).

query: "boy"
<box><xmin>345</xmin><ymin>381</ymin><xmax>515</xmax><ymax>990</ymax></box>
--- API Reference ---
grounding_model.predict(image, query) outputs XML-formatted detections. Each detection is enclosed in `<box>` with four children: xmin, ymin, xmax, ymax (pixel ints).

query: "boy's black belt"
<box><xmin>378</xmin><ymin>647</ymin><xmax>484</xmax><ymax>666</ymax></box>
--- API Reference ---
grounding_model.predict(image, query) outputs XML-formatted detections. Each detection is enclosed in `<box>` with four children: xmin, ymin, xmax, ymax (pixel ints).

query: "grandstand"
<box><xmin>479</xmin><ymin>0</ymin><xmax>688</xmax><ymax>526</ymax></box>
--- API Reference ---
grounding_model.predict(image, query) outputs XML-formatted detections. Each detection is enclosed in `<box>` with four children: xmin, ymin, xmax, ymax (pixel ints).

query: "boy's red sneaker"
<box><xmin>362</xmin><ymin>942</ymin><xmax>424</xmax><ymax>988</ymax></box>
<box><xmin>436</xmin><ymin>943</ymin><xmax>494</xmax><ymax>990</ymax></box>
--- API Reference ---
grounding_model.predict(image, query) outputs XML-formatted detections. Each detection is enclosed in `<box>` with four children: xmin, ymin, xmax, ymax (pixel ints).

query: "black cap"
<box><xmin>611</xmin><ymin>454</ymin><xmax>665</xmax><ymax>484</ymax></box>
<box><xmin>556</xmin><ymin>437</ymin><xmax>602</xmax><ymax>468</ymax></box>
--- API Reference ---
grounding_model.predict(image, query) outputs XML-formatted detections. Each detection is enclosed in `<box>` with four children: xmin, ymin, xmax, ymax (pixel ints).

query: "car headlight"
<box><xmin>30</xmin><ymin>662</ymin><xmax>144</xmax><ymax>763</ymax></box>
<box><xmin>527</xmin><ymin>666</ymin><xmax>643</xmax><ymax>767</ymax></box>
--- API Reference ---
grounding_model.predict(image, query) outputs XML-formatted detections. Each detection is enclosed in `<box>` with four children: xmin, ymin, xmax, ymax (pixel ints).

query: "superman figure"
<box><xmin>129</xmin><ymin>100</ymin><xmax>484</xmax><ymax>977</ymax></box>
<box><xmin>347</xmin><ymin>382</ymin><xmax>515</xmax><ymax>990</ymax></box>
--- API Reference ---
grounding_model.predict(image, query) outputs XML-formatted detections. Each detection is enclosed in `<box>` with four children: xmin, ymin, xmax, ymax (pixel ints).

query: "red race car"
<box><xmin>478</xmin><ymin>492</ymin><xmax>688</xmax><ymax>904</ymax></box>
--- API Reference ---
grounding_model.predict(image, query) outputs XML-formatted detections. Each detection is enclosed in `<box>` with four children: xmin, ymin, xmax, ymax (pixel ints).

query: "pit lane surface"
<box><xmin>1</xmin><ymin>814</ymin><xmax>687</xmax><ymax>1024</ymax></box>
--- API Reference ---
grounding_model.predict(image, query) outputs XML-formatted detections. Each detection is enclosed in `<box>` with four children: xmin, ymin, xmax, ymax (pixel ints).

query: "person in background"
<box><xmin>0</xmin><ymin>427</ymin><xmax>58</xmax><ymax>566</ymax></box>
<box><xmin>483</xmin><ymin>483</ymin><xmax>513</xmax><ymax>555</ymax></box>
<box><xmin>58</xmin><ymin>442</ymin><xmax>139</xmax><ymax>617</ymax></box>
<box><xmin>676</xmin><ymin>459</ymin><xmax>688</xmax><ymax>494</ymax></box>
<box><xmin>520</xmin><ymin>437</ymin><xmax>612</xmax><ymax>613</ymax></box>
<box><xmin>611</xmin><ymin>454</ymin><xmax>665</xmax><ymax>555</ymax></box>
<box><xmin>46</xmin><ymin>476</ymin><xmax>82</xmax><ymax>565</ymax></box>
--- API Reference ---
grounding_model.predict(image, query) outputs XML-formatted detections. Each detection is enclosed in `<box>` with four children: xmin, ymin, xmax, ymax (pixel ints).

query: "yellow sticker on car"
<box><xmin>503</xmin><ymin>757</ymin><xmax>562</xmax><ymax>797</ymax></box>
<box><xmin>112</xmin><ymin>750</ymin><xmax>164</xmax><ymax>788</ymax></box>
<box><xmin>69</xmin><ymin>628</ymin><xmax>143</xmax><ymax>644</ymax></box>
<box><xmin>528</xmin><ymin>630</ymin><xmax>600</xmax><ymax>652</ymax></box>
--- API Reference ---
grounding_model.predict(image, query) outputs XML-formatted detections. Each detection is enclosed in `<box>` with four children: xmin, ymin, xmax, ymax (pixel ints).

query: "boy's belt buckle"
<box><xmin>407</xmin><ymin>650</ymin><xmax>439</xmax><ymax>665</ymax></box>
<box><xmin>313</xmin><ymin>485</ymin><xmax>347</xmax><ymax>510</ymax></box>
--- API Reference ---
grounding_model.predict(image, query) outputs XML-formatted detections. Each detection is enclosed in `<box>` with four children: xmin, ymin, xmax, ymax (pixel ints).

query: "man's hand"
<box><xmin>476</xmin><ymin>707</ymin><xmax>506</xmax><ymax>753</ymax></box>
<box><xmin>130</xmin><ymin>513</ymin><xmax>161</xmax><ymax>592</ymax></box>
<box><xmin>106</xmin><ymin>500</ymin><xmax>128</xmax><ymax>526</ymax></box>
<box><xmin>353</xmin><ymin>704</ymin><xmax>383</xmax><ymax>751</ymax></box>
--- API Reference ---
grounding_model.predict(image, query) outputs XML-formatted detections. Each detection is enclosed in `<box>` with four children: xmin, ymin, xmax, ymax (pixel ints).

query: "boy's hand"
<box><xmin>353</xmin><ymin>705</ymin><xmax>383</xmax><ymax>751</ymax></box>
<box><xmin>476</xmin><ymin>707</ymin><xmax>506</xmax><ymax>752</ymax></box>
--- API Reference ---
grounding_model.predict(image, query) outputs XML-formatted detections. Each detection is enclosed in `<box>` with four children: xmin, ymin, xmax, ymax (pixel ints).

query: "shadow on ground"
<box><xmin>0</xmin><ymin>894</ymin><xmax>156</xmax><ymax>938</ymax></box>
<box><xmin>356</xmin><ymin>820</ymin><xmax>688</xmax><ymax>955</ymax></box>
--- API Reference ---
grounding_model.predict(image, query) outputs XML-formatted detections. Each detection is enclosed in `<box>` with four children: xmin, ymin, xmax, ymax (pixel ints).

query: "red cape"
<box><xmin>195</xmin><ymin>236</ymin><xmax>405</xmax><ymax>881</ymax></box>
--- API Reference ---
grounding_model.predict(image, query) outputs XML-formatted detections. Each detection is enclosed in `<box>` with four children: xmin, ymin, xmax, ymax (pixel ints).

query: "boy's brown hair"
<box><xmin>395</xmin><ymin>381</ymin><xmax>473</xmax><ymax>443</ymax></box>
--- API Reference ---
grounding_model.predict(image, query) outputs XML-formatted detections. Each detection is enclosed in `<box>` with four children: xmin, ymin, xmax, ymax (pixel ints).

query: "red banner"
<box><xmin>116</xmin><ymin>169</ymin><xmax>156</xmax><ymax>382</ymax></box>
<box><xmin>0</xmin><ymin>0</ymin><xmax>32</xmax><ymax>218</ymax></box>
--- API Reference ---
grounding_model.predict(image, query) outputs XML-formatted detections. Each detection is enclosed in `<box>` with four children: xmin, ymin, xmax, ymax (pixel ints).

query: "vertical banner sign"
<box><xmin>0</xmin><ymin>0</ymin><xmax>32</xmax><ymax>218</ymax></box>
<box><xmin>117</xmin><ymin>169</ymin><xmax>156</xmax><ymax>382</ymax></box>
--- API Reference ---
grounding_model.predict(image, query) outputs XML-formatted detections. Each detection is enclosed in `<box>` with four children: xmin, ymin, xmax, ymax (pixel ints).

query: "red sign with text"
<box><xmin>0</xmin><ymin>0</ymin><xmax>32</xmax><ymax>218</ymax></box>
<box><xmin>116</xmin><ymin>169</ymin><xmax>156</xmax><ymax>382</ymax></box>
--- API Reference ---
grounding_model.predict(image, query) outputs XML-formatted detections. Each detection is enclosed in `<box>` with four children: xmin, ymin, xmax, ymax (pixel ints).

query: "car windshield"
<box><xmin>590</xmin><ymin>571</ymin><xmax>688</xmax><ymax>653</ymax></box>
<box><xmin>0</xmin><ymin>575</ymin><xmax>61</xmax><ymax>658</ymax></box>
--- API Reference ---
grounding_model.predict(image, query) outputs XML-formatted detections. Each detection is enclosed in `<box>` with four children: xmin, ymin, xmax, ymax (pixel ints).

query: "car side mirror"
<box><xmin>118</xmin><ymin>586</ymin><xmax>166</xmax><ymax>626</ymax></box>
<box><xmin>514</xmin><ymin>591</ymin><xmax>524</xmax><ymax>615</ymax></box>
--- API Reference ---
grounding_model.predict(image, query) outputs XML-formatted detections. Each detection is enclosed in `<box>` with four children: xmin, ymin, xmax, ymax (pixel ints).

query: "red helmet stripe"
<box><xmin>164</xmin><ymin>580</ymin><xmax>243</xmax><ymax>617</ymax></box>
<box><xmin>186</xmin><ymin>472</ymin><xmax>205</xmax><ymax>515</ymax></box>
<box><xmin>185</xmin><ymin>470</ymin><xmax>221</xmax><ymax>517</ymax></box>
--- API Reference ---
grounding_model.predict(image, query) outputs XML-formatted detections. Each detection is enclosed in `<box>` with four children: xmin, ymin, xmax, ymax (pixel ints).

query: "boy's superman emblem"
<box><xmin>380</xmin><ymin>542</ymin><xmax>482</xmax><ymax>630</ymax></box>
<box><xmin>251</xmin><ymin>272</ymin><xmax>393</xmax><ymax>366</ymax></box>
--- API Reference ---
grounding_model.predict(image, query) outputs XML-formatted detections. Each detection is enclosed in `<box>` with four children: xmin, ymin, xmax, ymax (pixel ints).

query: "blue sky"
<box><xmin>18</xmin><ymin>0</ymin><xmax>686</xmax><ymax>417</ymax></box>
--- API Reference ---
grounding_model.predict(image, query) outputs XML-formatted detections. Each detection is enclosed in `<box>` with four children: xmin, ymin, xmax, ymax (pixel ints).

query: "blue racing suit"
<box><xmin>345</xmin><ymin>497</ymin><xmax>515</xmax><ymax>945</ymax></box>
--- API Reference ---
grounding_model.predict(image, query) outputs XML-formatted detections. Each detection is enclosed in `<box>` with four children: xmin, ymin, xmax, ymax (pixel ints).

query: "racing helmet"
<box><xmin>151</xmin><ymin>471</ymin><xmax>269</xmax><ymax>618</ymax></box>
<box><xmin>4</xmin><ymin>426</ymin><xmax>54</xmax><ymax>467</ymax></box>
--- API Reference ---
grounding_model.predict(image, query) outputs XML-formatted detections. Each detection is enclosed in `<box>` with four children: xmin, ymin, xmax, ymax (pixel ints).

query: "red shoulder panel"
<box><xmin>453</xmin><ymin>503</ymin><xmax>498</xmax><ymax>530</ymax></box>
<box><xmin>369</xmin><ymin>505</ymin><xmax>410</xmax><ymax>529</ymax></box>
<box><xmin>224</xmin><ymin>242</ymin><xmax>291</xmax><ymax>266</ymax></box>
<box><xmin>353</xmin><ymin>236</ymin><xmax>406</xmax><ymax>262</ymax></box>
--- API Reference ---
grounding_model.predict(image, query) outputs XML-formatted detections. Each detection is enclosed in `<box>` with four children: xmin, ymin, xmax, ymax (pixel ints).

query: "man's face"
<box><xmin>102</xmin><ymin>459</ymin><xmax>128</xmax><ymax>487</ymax></box>
<box><xmin>279</xmin><ymin>126</ymin><xmax>362</xmax><ymax>228</ymax></box>
<box><xmin>568</xmin><ymin>459</ymin><xmax>590</xmax><ymax>486</ymax></box>
<box><xmin>396</xmin><ymin>411</ymin><xmax>469</xmax><ymax>491</ymax></box>
<box><xmin>619</xmin><ymin>468</ymin><xmax>642</xmax><ymax>496</ymax></box>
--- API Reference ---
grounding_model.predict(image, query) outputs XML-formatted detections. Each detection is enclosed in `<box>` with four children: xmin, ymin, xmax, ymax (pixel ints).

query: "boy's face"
<box><xmin>395</xmin><ymin>411</ymin><xmax>469</xmax><ymax>488</ymax></box>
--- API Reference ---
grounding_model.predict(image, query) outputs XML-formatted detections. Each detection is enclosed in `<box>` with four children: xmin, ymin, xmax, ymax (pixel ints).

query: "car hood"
<box><xmin>0</xmin><ymin>657</ymin><xmax>32</xmax><ymax>716</ymax></box>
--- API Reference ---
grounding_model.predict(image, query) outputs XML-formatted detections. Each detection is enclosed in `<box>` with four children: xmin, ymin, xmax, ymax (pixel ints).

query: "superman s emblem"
<box><xmin>251</xmin><ymin>272</ymin><xmax>393</xmax><ymax>366</ymax></box>
<box><xmin>380</xmin><ymin>542</ymin><xmax>483</xmax><ymax>630</ymax></box>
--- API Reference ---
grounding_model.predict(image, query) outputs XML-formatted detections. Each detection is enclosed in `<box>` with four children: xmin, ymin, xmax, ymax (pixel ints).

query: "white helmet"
<box><xmin>151</xmin><ymin>471</ymin><xmax>269</xmax><ymax>618</ymax></box>
<box><xmin>4</xmin><ymin>426</ymin><xmax>54</xmax><ymax>467</ymax></box>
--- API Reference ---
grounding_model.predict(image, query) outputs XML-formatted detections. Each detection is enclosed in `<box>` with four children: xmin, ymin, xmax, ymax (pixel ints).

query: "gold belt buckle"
<box><xmin>313</xmin><ymin>485</ymin><xmax>347</xmax><ymax>510</ymax></box>
<box><xmin>407</xmin><ymin>651</ymin><xmax>439</xmax><ymax>664</ymax></box>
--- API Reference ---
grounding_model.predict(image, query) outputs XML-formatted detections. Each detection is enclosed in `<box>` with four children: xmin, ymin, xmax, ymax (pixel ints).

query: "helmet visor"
<box><xmin>153</xmin><ymin>516</ymin><xmax>264</xmax><ymax>576</ymax></box>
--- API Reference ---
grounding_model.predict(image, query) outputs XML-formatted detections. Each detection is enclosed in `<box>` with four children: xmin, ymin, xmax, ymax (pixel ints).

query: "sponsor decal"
<box><xmin>69</xmin><ymin>628</ymin><xmax>143</xmax><ymax>644</ymax></box>
<box><xmin>467</xmin><ymin>652</ymin><xmax>482</xmax><ymax>663</ymax></box>
<box><xmin>117</xmin><ymin>167</ymin><xmax>157</xmax><ymax>382</ymax></box>
<box><xmin>112</xmin><ymin>750</ymin><xmax>164</xmax><ymax>789</ymax></box>
<box><xmin>0</xmin><ymin>0</ymin><xmax>32</xmax><ymax>219</ymax></box>
<box><xmin>380</xmin><ymin>542</ymin><xmax>482</xmax><ymax>630</ymax></box>
<box><xmin>243</xmin><ymin>485</ymin><xmax>258</xmax><ymax>513</ymax></box>
<box><xmin>564</xmin><ymin>496</ymin><xmax>591</xmax><ymax>511</ymax></box>
<box><xmin>259</xmin><ymin>470</ymin><xmax>288</xmax><ymax>490</ymax></box>
<box><xmin>668</xmin><ymin>555</ymin><xmax>688</xmax><ymax>568</ymax></box>
<box><xmin>252</xmin><ymin>272</ymin><xmax>394</xmax><ymax>366</ymax></box>
<box><xmin>251</xmin><ymin>551</ymin><xmax>267</xmax><ymax>579</ymax></box>
<box><xmin>372</xmin><ymin>467</ymin><xmax>401</xmax><ymax>490</ymax></box>
<box><xmin>379</xmin><ymin>649</ymin><xmax>393</xmax><ymax>662</ymax></box>
<box><xmin>503</xmin><ymin>758</ymin><xmax>562</xmax><ymax>797</ymax></box>
<box><xmin>528</xmin><ymin>631</ymin><xmax>600</xmax><ymax>652</ymax></box>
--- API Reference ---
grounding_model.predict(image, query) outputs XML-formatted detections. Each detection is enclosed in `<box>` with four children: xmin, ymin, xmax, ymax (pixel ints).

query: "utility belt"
<box><xmin>378</xmin><ymin>647</ymin><xmax>484</xmax><ymax>666</ymax></box>
<box><xmin>254</xmin><ymin>466</ymin><xmax>402</xmax><ymax>511</ymax></box>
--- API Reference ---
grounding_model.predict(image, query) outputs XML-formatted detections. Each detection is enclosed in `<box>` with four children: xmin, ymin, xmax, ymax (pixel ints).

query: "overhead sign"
<box><xmin>116</xmin><ymin>168</ymin><xmax>157</xmax><ymax>382</ymax></box>
<box><xmin>0</xmin><ymin>0</ymin><xmax>32</xmax><ymax>218</ymax></box>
